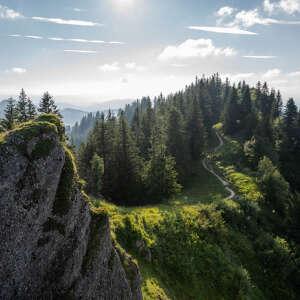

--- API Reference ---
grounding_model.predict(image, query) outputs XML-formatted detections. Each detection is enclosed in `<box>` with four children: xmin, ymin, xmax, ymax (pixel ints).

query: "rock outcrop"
<box><xmin>0</xmin><ymin>115</ymin><xmax>143</xmax><ymax>300</ymax></box>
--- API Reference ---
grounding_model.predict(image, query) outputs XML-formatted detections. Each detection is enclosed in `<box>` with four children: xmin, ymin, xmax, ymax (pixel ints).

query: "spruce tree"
<box><xmin>1</xmin><ymin>98</ymin><xmax>18</xmax><ymax>130</ymax></box>
<box><xmin>90</xmin><ymin>153</ymin><xmax>104</xmax><ymax>196</ymax></box>
<box><xmin>145</xmin><ymin>124</ymin><xmax>181</xmax><ymax>201</ymax></box>
<box><xmin>272</xmin><ymin>91</ymin><xmax>283</xmax><ymax>119</ymax></box>
<box><xmin>27</xmin><ymin>98</ymin><xmax>36</xmax><ymax>120</ymax></box>
<box><xmin>283</xmin><ymin>98</ymin><xmax>298</xmax><ymax>135</ymax></box>
<box><xmin>187</xmin><ymin>97</ymin><xmax>204</xmax><ymax>160</ymax></box>
<box><xmin>166</xmin><ymin>106</ymin><xmax>190</xmax><ymax>182</ymax></box>
<box><xmin>131</xmin><ymin>106</ymin><xmax>145</xmax><ymax>154</ymax></box>
<box><xmin>241</xmin><ymin>86</ymin><xmax>252</xmax><ymax>116</ymax></box>
<box><xmin>38</xmin><ymin>92</ymin><xmax>62</xmax><ymax>117</ymax></box>
<box><xmin>140</xmin><ymin>102</ymin><xmax>155</xmax><ymax>158</ymax></box>
<box><xmin>112</xmin><ymin>112</ymin><xmax>142</xmax><ymax>204</ymax></box>
<box><xmin>16</xmin><ymin>89</ymin><xmax>29</xmax><ymax>123</ymax></box>
<box><xmin>223</xmin><ymin>87</ymin><xmax>239</xmax><ymax>135</ymax></box>
<box><xmin>280</xmin><ymin>98</ymin><xmax>300</xmax><ymax>190</ymax></box>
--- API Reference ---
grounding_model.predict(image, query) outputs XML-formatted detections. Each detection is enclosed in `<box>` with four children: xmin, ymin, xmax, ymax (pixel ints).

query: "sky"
<box><xmin>0</xmin><ymin>0</ymin><xmax>300</xmax><ymax>107</ymax></box>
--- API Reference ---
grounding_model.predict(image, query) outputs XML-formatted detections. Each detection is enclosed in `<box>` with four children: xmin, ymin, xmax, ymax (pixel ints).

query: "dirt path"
<box><xmin>202</xmin><ymin>131</ymin><xmax>236</xmax><ymax>200</ymax></box>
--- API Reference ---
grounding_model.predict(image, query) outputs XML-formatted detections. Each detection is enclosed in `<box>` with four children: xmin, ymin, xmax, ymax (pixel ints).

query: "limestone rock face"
<box><xmin>0</xmin><ymin>115</ymin><xmax>143</xmax><ymax>300</ymax></box>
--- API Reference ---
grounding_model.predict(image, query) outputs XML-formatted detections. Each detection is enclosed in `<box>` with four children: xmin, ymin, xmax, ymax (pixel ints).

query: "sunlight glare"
<box><xmin>115</xmin><ymin>0</ymin><xmax>135</xmax><ymax>7</ymax></box>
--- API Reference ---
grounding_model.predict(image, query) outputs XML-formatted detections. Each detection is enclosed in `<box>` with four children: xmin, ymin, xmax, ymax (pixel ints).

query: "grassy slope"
<box><xmin>91</xmin><ymin>132</ymin><xmax>296</xmax><ymax>300</ymax></box>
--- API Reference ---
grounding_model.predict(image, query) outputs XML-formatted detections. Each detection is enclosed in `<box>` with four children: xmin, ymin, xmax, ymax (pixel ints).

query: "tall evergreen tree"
<box><xmin>187</xmin><ymin>97</ymin><xmax>204</xmax><ymax>160</ymax></box>
<box><xmin>1</xmin><ymin>98</ymin><xmax>18</xmax><ymax>130</ymax></box>
<box><xmin>38</xmin><ymin>92</ymin><xmax>62</xmax><ymax>117</ymax></box>
<box><xmin>223</xmin><ymin>87</ymin><xmax>240</xmax><ymax>135</ymax></box>
<box><xmin>272</xmin><ymin>91</ymin><xmax>283</xmax><ymax>119</ymax></box>
<box><xmin>280</xmin><ymin>98</ymin><xmax>300</xmax><ymax>190</ymax></box>
<box><xmin>111</xmin><ymin>112</ymin><xmax>142</xmax><ymax>204</ymax></box>
<box><xmin>16</xmin><ymin>89</ymin><xmax>29</xmax><ymax>123</ymax></box>
<box><xmin>140</xmin><ymin>102</ymin><xmax>155</xmax><ymax>158</ymax></box>
<box><xmin>27</xmin><ymin>98</ymin><xmax>36</xmax><ymax>120</ymax></box>
<box><xmin>145</xmin><ymin>124</ymin><xmax>181</xmax><ymax>201</ymax></box>
<box><xmin>166</xmin><ymin>106</ymin><xmax>190</xmax><ymax>182</ymax></box>
<box><xmin>241</xmin><ymin>86</ymin><xmax>252</xmax><ymax>116</ymax></box>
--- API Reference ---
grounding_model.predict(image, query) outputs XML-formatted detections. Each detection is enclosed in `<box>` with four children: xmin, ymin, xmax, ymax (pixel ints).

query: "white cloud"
<box><xmin>216</xmin><ymin>7</ymin><xmax>236</xmax><ymax>25</ymax></box>
<box><xmin>0</xmin><ymin>5</ymin><xmax>23</xmax><ymax>19</ymax></box>
<box><xmin>217</xmin><ymin>6</ymin><xmax>236</xmax><ymax>17</ymax></box>
<box><xmin>243</xmin><ymin>55</ymin><xmax>277</xmax><ymax>59</ymax></box>
<box><xmin>99</xmin><ymin>62</ymin><xmax>120</xmax><ymax>72</ymax></box>
<box><xmin>109</xmin><ymin>41</ymin><xmax>125</xmax><ymax>45</ymax></box>
<box><xmin>287</xmin><ymin>71</ymin><xmax>300</xmax><ymax>77</ymax></box>
<box><xmin>229</xmin><ymin>9</ymin><xmax>278</xmax><ymax>27</ymax></box>
<box><xmin>171</xmin><ymin>64</ymin><xmax>187</xmax><ymax>67</ymax></box>
<box><xmin>9</xmin><ymin>34</ymin><xmax>43</xmax><ymax>40</ymax></box>
<box><xmin>32</xmin><ymin>17</ymin><xmax>103</xmax><ymax>26</ymax></box>
<box><xmin>9</xmin><ymin>34</ymin><xmax>124</xmax><ymax>45</ymax></box>
<box><xmin>125</xmin><ymin>62</ymin><xmax>137</xmax><ymax>69</ymax></box>
<box><xmin>264</xmin><ymin>0</ymin><xmax>300</xmax><ymax>14</ymax></box>
<box><xmin>158</xmin><ymin>39</ymin><xmax>237</xmax><ymax>61</ymax></box>
<box><xmin>11</xmin><ymin>67</ymin><xmax>27</xmax><ymax>74</ymax></box>
<box><xmin>25</xmin><ymin>35</ymin><xmax>43</xmax><ymax>39</ymax></box>
<box><xmin>263</xmin><ymin>68</ymin><xmax>281</xmax><ymax>78</ymax></box>
<box><xmin>125</xmin><ymin>62</ymin><xmax>146</xmax><ymax>71</ymax></box>
<box><xmin>188</xmin><ymin>26</ymin><xmax>257</xmax><ymax>35</ymax></box>
<box><xmin>73</xmin><ymin>8</ymin><xmax>87</xmax><ymax>12</ymax></box>
<box><xmin>264</xmin><ymin>0</ymin><xmax>276</xmax><ymax>14</ymax></box>
<box><xmin>227</xmin><ymin>8</ymin><xmax>300</xmax><ymax>27</ymax></box>
<box><xmin>64</xmin><ymin>50</ymin><xmax>98</xmax><ymax>54</ymax></box>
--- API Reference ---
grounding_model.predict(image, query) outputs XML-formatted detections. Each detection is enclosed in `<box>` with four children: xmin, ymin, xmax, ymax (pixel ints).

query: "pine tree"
<box><xmin>283</xmin><ymin>98</ymin><xmax>298</xmax><ymax>135</ymax></box>
<box><xmin>187</xmin><ymin>97</ymin><xmax>204</xmax><ymax>160</ymax></box>
<box><xmin>257</xmin><ymin>156</ymin><xmax>291</xmax><ymax>225</ymax></box>
<box><xmin>90</xmin><ymin>153</ymin><xmax>104</xmax><ymax>196</ymax></box>
<box><xmin>279</xmin><ymin>98</ymin><xmax>300</xmax><ymax>191</ymax></box>
<box><xmin>1</xmin><ymin>98</ymin><xmax>18</xmax><ymax>130</ymax></box>
<box><xmin>27</xmin><ymin>98</ymin><xmax>36</xmax><ymax>120</ymax></box>
<box><xmin>145</xmin><ymin>124</ymin><xmax>181</xmax><ymax>201</ymax></box>
<box><xmin>166</xmin><ymin>106</ymin><xmax>190</xmax><ymax>182</ymax></box>
<box><xmin>16</xmin><ymin>89</ymin><xmax>29</xmax><ymax>123</ymax></box>
<box><xmin>38</xmin><ymin>92</ymin><xmax>62</xmax><ymax>117</ymax></box>
<box><xmin>241</xmin><ymin>86</ymin><xmax>252</xmax><ymax>116</ymax></box>
<box><xmin>111</xmin><ymin>112</ymin><xmax>142</xmax><ymax>204</ymax></box>
<box><xmin>272</xmin><ymin>91</ymin><xmax>283</xmax><ymax>119</ymax></box>
<box><xmin>223</xmin><ymin>87</ymin><xmax>240</xmax><ymax>135</ymax></box>
<box><xmin>131</xmin><ymin>106</ymin><xmax>145</xmax><ymax>154</ymax></box>
<box><xmin>140</xmin><ymin>102</ymin><xmax>155</xmax><ymax>158</ymax></box>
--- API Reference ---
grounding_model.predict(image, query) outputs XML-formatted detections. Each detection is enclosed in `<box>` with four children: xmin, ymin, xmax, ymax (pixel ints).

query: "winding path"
<box><xmin>202</xmin><ymin>131</ymin><xmax>236</xmax><ymax>200</ymax></box>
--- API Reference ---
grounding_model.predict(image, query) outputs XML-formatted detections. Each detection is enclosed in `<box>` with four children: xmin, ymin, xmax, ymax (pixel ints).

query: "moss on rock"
<box><xmin>31</xmin><ymin>138</ymin><xmax>57</xmax><ymax>160</ymax></box>
<box><xmin>35</xmin><ymin>114</ymin><xmax>65</xmax><ymax>141</ymax></box>
<box><xmin>53</xmin><ymin>147</ymin><xmax>76</xmax><ymax>217</ymax></box>
<box><xmin>0</xmin><ymin>120</ymin><xmax>57</xmax><ymax>156</ymax></box>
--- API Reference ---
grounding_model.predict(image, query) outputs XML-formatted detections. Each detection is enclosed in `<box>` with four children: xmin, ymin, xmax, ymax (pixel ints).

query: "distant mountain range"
<box><xmin>0</xmin><ymin>98</ymin><xmax>134</xmax><ymax>126</ymax></box>
<box><xmin>60</xmin><ymin>108</ymin><xmax>87</xmax><ymax>126</ymax></box>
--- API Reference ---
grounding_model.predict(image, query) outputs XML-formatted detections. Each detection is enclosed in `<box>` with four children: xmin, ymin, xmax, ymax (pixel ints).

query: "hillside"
<box><xmin>76</xmin><ymin>75</ymin><xmax>300</xmax><ymax>299</ymax></box>
<box><xmin>92</xmin><ymin>129</ymin><xmax>299</xmax><ymax>299</ymax></box>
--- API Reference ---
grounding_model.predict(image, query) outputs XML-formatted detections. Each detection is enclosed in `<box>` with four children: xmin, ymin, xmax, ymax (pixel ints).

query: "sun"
<box><xmin>114</xmin><ymin>0</ymin><xmax>135</xmax><ymax>7</ymax></box>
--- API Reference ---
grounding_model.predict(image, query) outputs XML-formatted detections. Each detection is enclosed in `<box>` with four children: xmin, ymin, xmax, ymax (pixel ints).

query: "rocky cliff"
<box><xmin>0</xmin><ymin>114</ymin><xmax>142</xmax><ymax>300</ymax></box>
